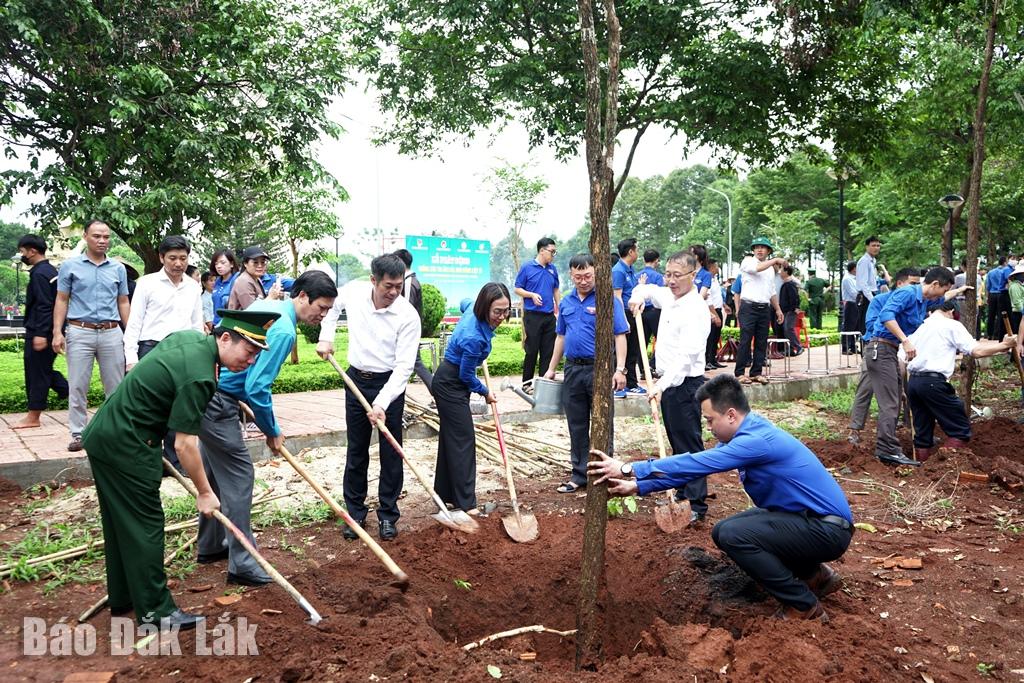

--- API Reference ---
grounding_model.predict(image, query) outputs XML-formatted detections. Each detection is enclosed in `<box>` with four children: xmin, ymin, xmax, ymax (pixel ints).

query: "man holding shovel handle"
<box><xmin>589</xmin><ymin>374</ymin><xmax>854</xmax><ymax>623</ymax></box>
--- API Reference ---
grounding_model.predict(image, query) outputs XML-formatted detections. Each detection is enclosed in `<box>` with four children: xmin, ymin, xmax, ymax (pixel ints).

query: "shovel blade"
<box><xmin>654</xmin><ymin>498</ymin><xmax>692</xmax><ymax>534</ymax></box>
<box><xmin>501</xmin><ymin>512</ymin><xmax>539</xmax><ymax>543</ymax></box>
<box><xmin>431</xmin><ymin>510</ymin><xmax>480</xmax><ymax>533</ymax></box>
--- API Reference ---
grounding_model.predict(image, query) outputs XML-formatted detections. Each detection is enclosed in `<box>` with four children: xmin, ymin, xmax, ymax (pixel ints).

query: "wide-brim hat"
<box><xmin>215</xmin><ymin>308</ymin><xmax>280</xmax><ymax>349</ymax></box>
<box><xmin>1011</xmin><ymin>262</ymin><xmax>1024</xmax><ymax>279</ymax></box>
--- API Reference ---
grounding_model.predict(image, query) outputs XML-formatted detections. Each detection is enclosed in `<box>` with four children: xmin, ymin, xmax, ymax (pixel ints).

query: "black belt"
<box><xmin>909</xmin><ymin>371</ymin><xmax>946</xmax><ymax>380</ymax></box>
<box><xmin>565</xmin><ymin>357</ymin><xmax>594</xmax><ymax>366</ymax></box>
<box><xmin>746</xmin><ymin>301</ymin><xmax>770</xmax><ymax>309</ymax></box>
<box><xmin>350</xmin><ymin>367</ymin><xmax>392</xmax><ymax>379</ymax></box>
<box><xmin>809</xmin><ymin>512</ymin><xmax>854</xmax><ymax>533</ymax></box>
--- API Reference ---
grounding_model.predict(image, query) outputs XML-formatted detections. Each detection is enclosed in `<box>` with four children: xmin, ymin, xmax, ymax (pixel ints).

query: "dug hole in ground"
<box><xmin>1</xmin><ymin>386</ymin><xmax>1023</xmax><ymax>682</ymax></box>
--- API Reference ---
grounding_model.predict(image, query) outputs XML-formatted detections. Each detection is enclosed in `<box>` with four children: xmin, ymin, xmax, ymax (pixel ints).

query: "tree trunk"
<box><xmin>289</xmin><ymin>237</ymin><xmax>300</xmax><ymax>277</ymax></box>
<box><xmin>510</xmin><ymin>226</ymin><xmax>522</xmax><ymax>275</ymax></box>
<box><xmin>574</xmin><ymin>0</ymin><xmax>620</xmax><ymax>671</ymax></box>
<box><xmin>958</xmin><ymin>0</ymin><xmax>1000</xmax><ymax>410</ymax></box>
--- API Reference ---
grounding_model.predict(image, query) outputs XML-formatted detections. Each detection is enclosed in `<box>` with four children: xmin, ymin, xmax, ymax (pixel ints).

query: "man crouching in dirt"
<box><xmin>589</xmin><ymin>373</ymin><xmax>853</xmax><ymax>623</ymax></box>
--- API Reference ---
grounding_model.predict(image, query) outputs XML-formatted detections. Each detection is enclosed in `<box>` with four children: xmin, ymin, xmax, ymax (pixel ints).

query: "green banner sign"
<box><xmin>405</xmin><ymin>235</ymin><xmax>491</xmax><ymax>314</ymax></box>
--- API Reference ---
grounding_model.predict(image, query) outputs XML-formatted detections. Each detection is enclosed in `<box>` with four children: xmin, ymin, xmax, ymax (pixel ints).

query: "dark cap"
<box><xmin>241</xmin><ymin>246</ymin><xmax>270</xmax><ymax>262</ymax></box>
<box><xmin>216</xmin><ymin>308</ymin><xmax>280</xmax><ymax>349</ymax></box>
<box><xmin>927</xmin><ymin>299</ymin><xmax>958</xmax><ymax>314</ymax></box>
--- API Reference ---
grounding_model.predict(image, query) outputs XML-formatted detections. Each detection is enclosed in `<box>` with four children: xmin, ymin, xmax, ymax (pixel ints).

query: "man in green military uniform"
<box><xmin>81</xmin><ymin>309</ymin><xmax>279</xmax><ymax>630</ymax></box>
<box><xmin>804</xmin><ymin>269</ymin><xmax>829</xmax><ymax>330</ymax></box>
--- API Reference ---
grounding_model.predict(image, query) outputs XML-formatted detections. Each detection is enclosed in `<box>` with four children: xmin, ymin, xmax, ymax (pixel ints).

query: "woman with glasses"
<box><xmin>432</xmin><ymin>282</ymin><xmax>511</xmax><ymax>515</ymax></box>
<box><xmin>228</xmin><ymin>246</ymin><xmax>272</xmax><ymax>310</ymax></box>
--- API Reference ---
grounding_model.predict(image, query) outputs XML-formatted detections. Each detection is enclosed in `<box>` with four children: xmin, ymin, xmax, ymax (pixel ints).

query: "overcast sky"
<box><xmin>2</xmin><ymin>81</ymin><xmax>719</xmax><ymax>257</ymax></box>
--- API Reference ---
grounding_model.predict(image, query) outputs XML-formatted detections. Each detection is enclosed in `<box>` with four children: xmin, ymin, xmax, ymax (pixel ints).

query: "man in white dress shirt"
<box><xmin>734</xmin><ymin>237</ymin><xmax>786</xmax><ymax>385</ymax></box>
<box><xmin>122</xmin><ymin>234</ymin><xmax>205</xmax><ymax>470</ymax></box>
<box><xmin>900</xmin><ymin>300</ymin><xmax>1015</xmax><ymax>462</ymax></box>
<box><xmin>316</xmin><ymin>254</ymin><xmax>420</xmax><ymax>541</ymax></box>
<box><xmin>123</xmin><ymin>235</ymin><xmax>205</xmax><ymax>369</ymax></box>
<box><xmin>629</xmin><ymin>251</ymin><xmax>712</xmax><ymax>523</ymax></box>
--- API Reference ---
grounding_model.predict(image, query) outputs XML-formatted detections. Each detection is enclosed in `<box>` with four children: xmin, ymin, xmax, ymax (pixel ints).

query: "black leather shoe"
<box><xmin>197</xmin><ymin>549</ymin><xmax>229</xmax><ymax>564</ymax></box>
<box><xmin>227</xmin><ymin>572</ymin><xmax>272</xmax><ymax>587</ymax></box>
<box><xmin>379</xmin><ymin>520</ymin><xmax>398</xmax><ymax>541</ymax></box>
<box><xmin>110</xmin><ymin>604</ymin><xmax>134</xmax><ymax>617</ymax></box>
<box><xmin>342</xmin><ymin>519</ymin><xmax>366</xmax><ymax>541</ymax></box>
<box><xmin>689</xmin><ymin>511</ymin><xmax>706</xmax><ymax>524</ymax></box>
<box><xmin>161</xmin><ymin>609</ymin><xmax>205</xmax><ymax>631</ymax></box>
<box><xmin>877</xmin><ymin>453</ymin><xmax>922</xmax><ymax>467</ymax></box>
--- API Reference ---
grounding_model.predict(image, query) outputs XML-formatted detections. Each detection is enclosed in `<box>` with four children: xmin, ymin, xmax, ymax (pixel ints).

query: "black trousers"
<box><xmin>906</xmin><ymin>374</ymin><xmax>971</xmax><ymax>449</ymax></box>
<box><xmin>641</xmin><ymin>306</ymin><xmax>661</xmax><ymax>370</ymax></box>
<box><xmin>856</xmin><ymin>293</ymin><xmax>870</xmax><ymax>335</ymax></box>
<box><xmin>562</xmin><ymin>361</ymin><xmax>614</xmax><ymax>486</ymax></box>
<box><xmin>624</xmin><ymin>310</ymin><xmax>641</xmax><ymax>388</ymax></box>
<box><xmin>432</xmin><ymin>361</ymin><xmax>478</xmax><ymax>511</ymax></box>
<box><xmin>138</xmin><ymin>340</ymin><xmax>180</xmax><ymax>470</ymax></box>
<box><xmin>522</xmin><ymin>310</ymin><xmax>556</xmax><ymax>384</ymax></box>
<box><xmin>23</xmin><ymin>336</ymin><xmax>68</xmax><ymax>410</ymax></box>
<box><xmin>344</xmin><ymin>367</ymin><xmax>405</xmax><ymax>523</ymax></box>
<box><xmin>662</xmin><ymin>376</ymin><xmax>708</xmax><ymax>514</ymax></box>
<box><xmin>841</xmin><ymin>301</ymin><xmax>860</xmax><ymax>353</ymax></box>
<box><xmin>711</xmin><ymin>507</ymin><xmax>853</xmax><ymax>611</ymax></box>
<box><xmin>735</xmin><ymin>303</ymin><xmax>771</xmax><ymax>377</ymax></box>
<box><xmin>705</xmin><ymin>309</ymin><xmax>722</xmax><ymax>364</ymax></box>
<box><xmin>985</xmin><ymin>292</ymin><xmax>1002</xmax><ymax>339</ymax></box>
<box><xmin>999</xmin><ymin>291</ymin><xmax>1013</xmax><ymax>337</ymax></box>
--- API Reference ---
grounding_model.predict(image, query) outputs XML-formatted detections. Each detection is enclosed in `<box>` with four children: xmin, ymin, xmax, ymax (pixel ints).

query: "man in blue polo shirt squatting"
<box><xmin>612</xmin><ymin>237</ymin><xmax>645</xmax><ymax>397</ymax></box>
<box><xmin>514</xmin><ymin>237</ymin><xmax>561</xmax><ymax>391</ymax></box>
<box><xmin>589</xmin><ymin>373</ymin><xmax>854</xmax><ymax>623</ymax></box>
<box><xmin>544</xmin><ymin>253</ymin><xmax>629</xmax><ymax>494</ymax></box>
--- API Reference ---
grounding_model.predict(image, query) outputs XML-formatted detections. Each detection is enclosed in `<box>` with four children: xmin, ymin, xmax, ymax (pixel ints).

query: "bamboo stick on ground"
<box><xmin>462</xmin><ymin>625</ymin><xmax>577</xmax><ymax>651</ymax></box>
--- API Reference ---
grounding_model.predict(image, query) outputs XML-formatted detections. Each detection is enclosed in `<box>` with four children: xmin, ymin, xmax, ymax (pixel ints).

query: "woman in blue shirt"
<box><xmin>209</xmin><ymin>249</ymin><xmax>239</xmax><ymax>325</ymax></box>
<box><xmin>433</xmin><ymin>282</ymin><xmax>511</xmax><ymax>515</ymax></box>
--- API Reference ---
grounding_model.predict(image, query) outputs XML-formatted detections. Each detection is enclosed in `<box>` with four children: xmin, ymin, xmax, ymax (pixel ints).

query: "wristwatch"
<box><xmin>620</xmin><ymin>462</ymin><xmax>633</xmax><ymax>477</ymax></box>
<box><xmin>615</xmin><ymin>367</ymin><xmax>626</xmax><ymax>374</ymax></box>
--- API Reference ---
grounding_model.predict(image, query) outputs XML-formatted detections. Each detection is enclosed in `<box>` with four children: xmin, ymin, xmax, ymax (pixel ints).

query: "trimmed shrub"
<box><xmin>297</xmin><ymin>322</ymin><xmax>321</xmax><ymax>345</ymax></box>
<box><xmin>421</xmin><ymin>284</ymin><xmax>446</xmax><ymax>337</ymax></box>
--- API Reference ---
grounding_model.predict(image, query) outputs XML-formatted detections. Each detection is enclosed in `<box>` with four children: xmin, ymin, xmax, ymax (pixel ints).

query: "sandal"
<box><xmin>753</xmin><ymin>375</ymin><xmax>770</xmax><ymax>385</ymax></box>
<box><xmin>556</xmin><ymin>482</ymin><xmax>583</xmax><ymax>494</ymax></box>
<box><xmin>738</xmin><ymin>375</ymin><xmax>753</xmax><ymax>385</ymax></box>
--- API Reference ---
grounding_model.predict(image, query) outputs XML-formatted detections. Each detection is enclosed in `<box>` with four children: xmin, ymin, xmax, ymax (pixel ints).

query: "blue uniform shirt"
<box><xmin>872</xmin><ymin>284</ymin><xmax>940</xmax><ymax>343</ymax></box>
<box><xmin>56</xmin><ymin>254</ymin><xmax>128</xmax><ymax>323</ymax></box>
<box><xmin>861</xmin><ymin>290</ymin><xmax>893</xmax><ymax>343</ymax></box>
<box><xmin>514</xmin><ymin>259</ymin><xmax>560</xmax><ymax>314</ymax></box>
<box><xmin>612</xmin><ymin>260</ymin><xmax>637</xmax><ymax>303</ymax></box>
<box><xmin>641</xmin><ymin>266</ymin><xmax>665</xmax><ymax>305</ymax></box>
<box><xmin>211</xmin><ymin>272</ymin><xmax>239</xmax><ymax>324</ymax></box>
<box><xmin>218</xmin><ymin>298</ymin><xmax>296</xmax><ymax>436</ymax></box>
<box><xmin>986</xmin><ymin>265</ymin><xmax>1011</xmax><ymax>294</ymax></box>
<box><xmin>631</xmin><ymin>412</ymin><xmax>853</xmax><ymax>522</ymax></box>
<box><xmin>731</xmin><ymin>274</ymin><xmax>743</xmax><ymax>295</ymax></box>
<box><xmin>694</xmin><ymin>267</ymin><xmax>712</xmax><ymax>294</ymax></box>
<box><xmin>259</xmin><ymin>273</ymin><xmax>296</xmax><ymax>295</ymax></box>
<box><xmin>556</xmin><ymin>289</ymin><xmax>629</xmax><ymax>360</ymax></box>
<box><xmin>444</xmin><ymin>309</ymin><xmax>495</xmax><ymax>396</ymax></box>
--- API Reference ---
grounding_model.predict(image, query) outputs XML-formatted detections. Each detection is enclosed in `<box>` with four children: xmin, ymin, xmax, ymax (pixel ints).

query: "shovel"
<box><xmin>1001</xmin><ymin>312</ymin><xmax>1024</xmax><ymax>406</ymax></box>
<box><xmin>482</xmin><ymin>361</ymin><xmax>539</xmax><ymax>542</ymax></box>
<box><xmin>324</xmin><ymin>354</ymin><xmax>478</xmax><ymax>534</ymax></box>
<box><xmin>634</xmin><ymin>310</ymin><xmax>692</xmax><ymax>532</ymax></box>
<box><xmin>161</xmin><ymin>458</ymin><xmax>323</xmax><ymax>625</ymax></box>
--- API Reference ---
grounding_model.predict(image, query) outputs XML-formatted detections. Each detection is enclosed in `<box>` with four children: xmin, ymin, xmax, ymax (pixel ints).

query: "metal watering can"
<box><xmin>501</xmin><ymin>377</ymin><xmax>565</xmax><ymax>415</ymax></box>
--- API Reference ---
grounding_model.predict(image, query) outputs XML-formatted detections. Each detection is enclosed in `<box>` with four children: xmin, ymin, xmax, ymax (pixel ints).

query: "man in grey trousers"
<box><xmin>196</xmin><ymin>271</ymin><xmax>336</xmax><ymax>585</ymax></box>
<box><xmin>52</xmin><ymin>220</ymin><xmax>130</xmax><ymax>452</ymax></box>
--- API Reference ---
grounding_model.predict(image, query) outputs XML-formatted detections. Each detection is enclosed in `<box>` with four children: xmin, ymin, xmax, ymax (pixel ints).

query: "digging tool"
<box><xmin>324</xmin><ymin>354</ymin><xmax>478</xmax><ymax>533</ymax></box>
<box><xmin>1001</xmin><ymin>312</ymin><xmax>1024</xmax><ymax>406</ymax></box>
<box><xmin>161</xmin><ymin>458</ymin><xmax>323</xmax><ymax>625</ymax></box>
<box><xmin>481</xmin><ymin>361</ymin><xmax>539</xmax><ymax>542</ymax></box>
<box><xmin>277</xmin><ymin>444</ymin><xmax>410</xmax><ymax>590</ymax></box>
<box><xmin>634</xmin><ymin>310</ymin><xmax>691</xmax><ymax>532</ymax></box>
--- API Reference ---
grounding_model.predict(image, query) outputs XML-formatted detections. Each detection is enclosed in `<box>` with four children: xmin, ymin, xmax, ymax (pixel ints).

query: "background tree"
<box><xmin>489</xmin><ymin>232</ymin><xmax>527</xmax><ymax>286</ymax></box>
<box><xmin>1</xmin><ymin>0</ymin><xmax>350</xmax><ymax>271</ymax></box>
<box><xmin>482</xmin><ymin>160</ymin><xmax>548</xmax><ymax>275</ymax></box>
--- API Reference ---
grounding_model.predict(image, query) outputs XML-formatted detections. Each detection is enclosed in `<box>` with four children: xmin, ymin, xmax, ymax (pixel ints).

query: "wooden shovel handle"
<box><xmin>1001</xmin><ymin>312</ymin><xmax>1024</xmax><ymax>385</ymax></box>
<box><xmin>482</xmin><ymin>362</ymin><xmax>523</xmax><ymax>518</ymax></box>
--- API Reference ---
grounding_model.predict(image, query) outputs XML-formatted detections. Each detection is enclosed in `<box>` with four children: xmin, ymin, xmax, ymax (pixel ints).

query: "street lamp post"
<box><xmin>334</xmin><ymin>235</ymin><xmax>340</xmax><ymax>286</ymax></box>
<box><xmin>938</xmin><ymin>194</ymin><xmax>965</xmax><ymax>267</ymax></box>
<box><xmin>826</xmin><ymin>167</ymin><xmax>852</xmax><ymax>277</ymax></box>
<box><xmin>697</xmin><ymin>183</ymin><xmax>732</xmax><ymax>276</ymax></box>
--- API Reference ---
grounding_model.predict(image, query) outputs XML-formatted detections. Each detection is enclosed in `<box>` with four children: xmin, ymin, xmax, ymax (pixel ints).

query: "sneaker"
<box><xmin>847</xmin><ymin>430</ymin><xmax>861</xmax><ymax>445</ymax></box>
<box><xmin>614</xmin><ymin>389</ymin><xmax>628</xmax><ymax>399</ymax></box>
<box><xmin>628</xmin><ymin>386</ymin><xmax>647</xmax><ymax>395</ymax></box>
<box><xmin>67</xmin><ymin>435</ymin><xmax>83</xmax><ymax>452</ymax></box>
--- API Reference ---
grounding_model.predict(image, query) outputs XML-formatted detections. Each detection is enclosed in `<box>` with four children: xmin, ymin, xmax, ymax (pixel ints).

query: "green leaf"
<box><xmin>854</xmin><ymin>522</ymin><xmax>877</xmax><ymax>533</ymax></box>
<box><xmin>487</xmin><ymin>665</ymin><xmax>502</xmax><ymax>679</ymax></box>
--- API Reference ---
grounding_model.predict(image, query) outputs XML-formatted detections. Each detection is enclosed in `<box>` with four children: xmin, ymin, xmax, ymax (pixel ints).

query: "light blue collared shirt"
<box><xmin>217</xmin><ymin>298</ymin><xmax>296</xmax><ymax>437</ymax></box>
<box><xmin>56</xmin><ymin>253</ymin><xmax>128</xmax><ymax>323</ymax></box>
<box><xmin>855</xmin><ymin>253</ymin><xmax>877</xmax><ymax>300</ymax></box>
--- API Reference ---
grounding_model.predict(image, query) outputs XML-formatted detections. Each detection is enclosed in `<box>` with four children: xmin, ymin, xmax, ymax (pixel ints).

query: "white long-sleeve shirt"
<box><xmin>319</xmin><ymin>279</ymin><xmax>421</xmax><ymax>410</ymax></box>
<box><xmin>630</xmin><ymin>284</ymin><xmax>710</xmax><ymax>392</ymax></box>
<box><xmin>123</xmin><ymin>269</ymin><xmax>204</xmax><ymax>365</ymax></box>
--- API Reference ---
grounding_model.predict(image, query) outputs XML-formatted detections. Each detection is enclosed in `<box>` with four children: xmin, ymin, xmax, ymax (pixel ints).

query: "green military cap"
<box><xmin>215</xmin><ymin>308</ymin><xmax>281</xmax><ymax>350</ymax></box>
<box><xmin>750</xmin><ymin>236</ymin><xmax>774</xmax><ymax>252</ymax></box>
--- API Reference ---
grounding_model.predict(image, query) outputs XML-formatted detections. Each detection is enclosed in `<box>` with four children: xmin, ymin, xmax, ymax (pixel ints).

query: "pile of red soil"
<box><xmin>109</xmin><ymin>512</ymin><xmax>906</xmax><ymax>682</ymax></box>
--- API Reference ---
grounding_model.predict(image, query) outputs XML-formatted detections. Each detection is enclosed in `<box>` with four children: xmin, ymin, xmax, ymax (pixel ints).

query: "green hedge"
<box><xmin>719</xmin><ymin>326</ymin><xmax>840</xmax><ymax>346</ymax></box>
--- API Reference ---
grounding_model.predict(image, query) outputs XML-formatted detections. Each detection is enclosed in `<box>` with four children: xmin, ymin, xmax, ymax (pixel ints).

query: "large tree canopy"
<box><xmin>1</xmin><ymin>0</ymin><xmax>350</xmax><ymax>271</ymax></box>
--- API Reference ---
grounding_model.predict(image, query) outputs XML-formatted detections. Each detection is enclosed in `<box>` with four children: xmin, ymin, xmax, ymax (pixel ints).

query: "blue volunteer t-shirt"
<box><xmin>514</xmin><ymin>259</ymin><xmax>560</xmax><ymax>314</ymax></box>
<box><xmin>612</xmin><ymin>260</ymin><xmax>637</xmax><ymax>304</ymax></box>
<box><xmin>557</xmin><ymin>289</ymin><xmax>630</xmax><ymax>359</ymax></box>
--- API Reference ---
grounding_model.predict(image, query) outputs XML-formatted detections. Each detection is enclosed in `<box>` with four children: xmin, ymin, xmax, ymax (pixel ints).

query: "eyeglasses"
<box><xmin>491</xmin><ymin>307</ymin><xmax>510</xmax><ymax>317</ymax></box>
<box><xmin>664</xmin><ymin>269</ymin><xmax>695</xmax><ymax>280</ymax></box>
<box><xmin>544</xmin><ymin>247</ymin><xmax>557</xmax><ymax>255</ymax></box>
<box><xmin>571</xmin><ymin>273</ymin><xmax>595</xmax><ymax>283</ymax></box>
